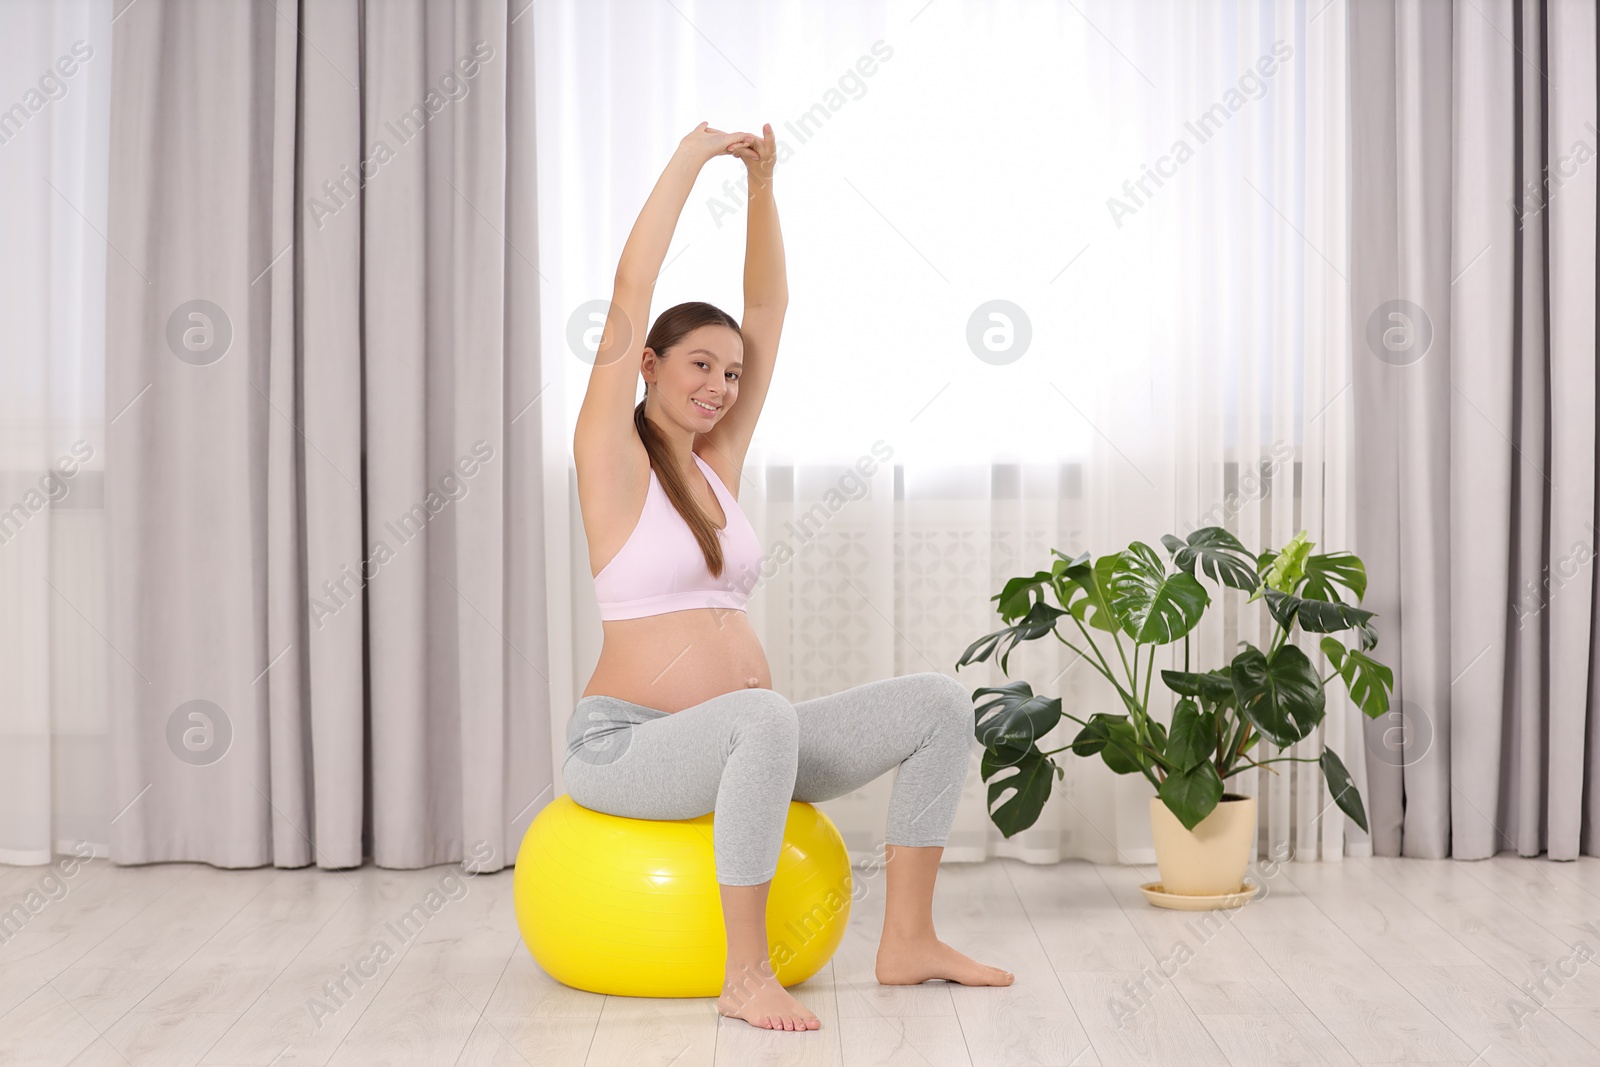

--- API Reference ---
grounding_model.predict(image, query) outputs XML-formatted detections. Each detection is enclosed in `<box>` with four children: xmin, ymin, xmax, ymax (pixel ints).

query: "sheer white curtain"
<box><xmin>535</xmin><ymin>0</ymin><xmax>1362</xmax><ymax>865</ymax></box>
<box><xmin>0</xmin><ymin>0</ymin><xmax>113</xmax><ymax>865</ymax></box>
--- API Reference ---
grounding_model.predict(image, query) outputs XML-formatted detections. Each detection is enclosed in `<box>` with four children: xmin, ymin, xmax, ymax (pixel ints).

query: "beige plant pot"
<box><xmin>1148</xmin><ymin>793</ymin><xmax>1257</xmax><ymax>897</ymax></box>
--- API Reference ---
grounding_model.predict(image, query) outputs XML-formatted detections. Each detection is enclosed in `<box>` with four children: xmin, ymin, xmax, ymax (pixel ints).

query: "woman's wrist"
<box><xmin>673</xmin><ymin>142</ymin><xmax>717</xmax><ymax>173</ymax></box>
<box><xmin>745</xmin><ymin>170</ymin><xmax>776</xmax><ymax>196</ymax></box>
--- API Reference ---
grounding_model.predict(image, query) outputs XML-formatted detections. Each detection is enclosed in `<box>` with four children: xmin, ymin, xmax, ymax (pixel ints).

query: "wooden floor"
<box><xmin>3</xmin><ymin>852</ymin><xmax>1600</xmax><ymax>1066</ymax></box>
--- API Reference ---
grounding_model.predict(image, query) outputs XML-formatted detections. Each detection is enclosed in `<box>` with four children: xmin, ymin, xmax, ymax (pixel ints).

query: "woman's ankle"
<box><xmin>723</xmin><ymin>957</ymin><xmax>779</xmax><ymax>990</ymax></box>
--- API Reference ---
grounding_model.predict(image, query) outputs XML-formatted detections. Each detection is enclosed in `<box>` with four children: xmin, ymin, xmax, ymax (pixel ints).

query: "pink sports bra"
<box><xmin>591</xmin><ymin>452</ymin><xmax>763</xmax><ymax>621</ymax></box>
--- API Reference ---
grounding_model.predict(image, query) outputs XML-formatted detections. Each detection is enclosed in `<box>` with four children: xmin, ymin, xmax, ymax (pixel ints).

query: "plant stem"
<box><xmin>1068</xmin><ymin>617</ymin><xmax>1124</xmax><ymax>697</ymax></box>
<box><xmin>1142</xmin><ymin>643</ymin><xmax>1155</xmax><ymax>717</ymax></box>
<box><xmin>1213</xmin><ymin>704</ymin><xmax>1224</xmax><ymax>768</ymax></box>
<box><xmin>1062</xmin><ymin>619</ymin><xmax>1153</xmax><ymax>755</ymax></box>
<box><xmin>1230</xmin><ymin>722</ymin><xmax>1254</xmax><ymax>769</ymax></box>
<box><xmin>1268</xmin><ymin>621</ymin><xmax>1291</xmax><ymax>658</ymax></box>
<box><xmin>1048</xmin><ymin>630</ymin><xmax>1121</xmax><ymax>689</ymax></box>
<box><xmin>1109</xmin><ymin>627</ymin><xmax>1135</xmax><ymax>700</ymax></box>
<box><xmin>1216</xmin><ymin>715</ymin><xmax>1242</xmax><ymax>777</ymax></box>
<box><xmin>1232</xmin><ymin>757</ymin><xmax>1281</xmax><ymax>776</ymax></box>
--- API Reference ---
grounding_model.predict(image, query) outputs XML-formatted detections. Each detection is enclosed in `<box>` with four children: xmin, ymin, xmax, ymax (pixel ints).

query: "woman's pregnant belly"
<box><xmin>581</xmin><ymin>608</ymin><xmax>773</xmax><ymax>713</ymax></box>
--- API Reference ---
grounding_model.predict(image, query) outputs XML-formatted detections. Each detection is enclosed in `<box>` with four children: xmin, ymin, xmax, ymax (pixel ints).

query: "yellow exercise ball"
<box><xmin>514</xmin><ymin>793</ymin><xmax>853</xmax><ymax>998</ymax></box>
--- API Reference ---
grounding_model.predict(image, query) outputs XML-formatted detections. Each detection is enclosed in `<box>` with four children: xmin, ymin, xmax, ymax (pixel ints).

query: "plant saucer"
<box><xmin>1139</xmin><ymin>880</ymin><xmax>1260</xmax><ymax>911</ymax></box>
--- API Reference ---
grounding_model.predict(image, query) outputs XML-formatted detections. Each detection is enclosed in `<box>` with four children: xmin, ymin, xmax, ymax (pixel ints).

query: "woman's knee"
<box><xmin>914</xmin><ymin>672</ymin><xmax>975</xmax><ymax>741</ymax></box>
<box><xmin>722</xmin><ymin>688</ymin><xmax>798</xmax><ymax>743</ymax></box>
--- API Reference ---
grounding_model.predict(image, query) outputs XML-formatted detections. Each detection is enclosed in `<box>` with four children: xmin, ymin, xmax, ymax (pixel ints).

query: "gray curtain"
<box><xmin>104</xmin><ymin>0</ymin><xmax>549</xmax><ymax>871</ymax></box>
<box><xmin>1350</xmin><ymin>0</ymin><xmax>1599</xmax><ymax>859</ymax></box>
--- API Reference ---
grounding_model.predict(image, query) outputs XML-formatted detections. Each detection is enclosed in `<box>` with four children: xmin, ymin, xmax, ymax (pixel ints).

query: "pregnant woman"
<box><xmin>566</xmin><ymin>121</ymin><xmax>1013</xmax><ymax>1033</ymax></box>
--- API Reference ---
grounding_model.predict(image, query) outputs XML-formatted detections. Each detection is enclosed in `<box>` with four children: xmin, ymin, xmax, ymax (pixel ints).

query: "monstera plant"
<box><xmin>955</xmin><ymin>528</ymin><xmax>1392</xmax><ymax>837</ymax></box>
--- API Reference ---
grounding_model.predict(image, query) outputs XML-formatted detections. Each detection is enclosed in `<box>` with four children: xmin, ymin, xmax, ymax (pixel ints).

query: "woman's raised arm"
<box><xmin>703</xmin><ymin>123</ymin><xmax>787</xmax><ymax>473</ymax></box>
<box><xmin>575</xmin><ymin>124</ymin><xmax>754</xmax><ymax>464</ymax></box>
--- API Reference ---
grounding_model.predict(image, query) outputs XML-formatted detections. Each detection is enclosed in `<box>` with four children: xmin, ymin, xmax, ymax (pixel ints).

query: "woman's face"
<box><xmin>644</xmin><ymin>324</ymin><xmax>742</xmax><ymax>433</ymax></box>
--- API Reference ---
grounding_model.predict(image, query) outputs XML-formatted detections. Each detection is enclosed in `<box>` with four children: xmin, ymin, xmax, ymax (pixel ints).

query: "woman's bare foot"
<box><xmin>874</xmin><ymin>934</ymin><xmax>1016</xmax><ymax>986</ymax></box>
<box><xmin>716</xmin><ymin>963</ymin><xmax>821</xmax><ymax>1031</ymax></box>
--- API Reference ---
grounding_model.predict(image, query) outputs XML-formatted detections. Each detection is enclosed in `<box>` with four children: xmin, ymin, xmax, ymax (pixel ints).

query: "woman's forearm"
<box><xmin>616</xmin><ymin>146</ymin><xmax>702</xmax><ymax>289</ymax></box>
<box><xmin>743</xmin><ymin>179</ymin><xmax>787</xmax><ymax>308</ymax></box>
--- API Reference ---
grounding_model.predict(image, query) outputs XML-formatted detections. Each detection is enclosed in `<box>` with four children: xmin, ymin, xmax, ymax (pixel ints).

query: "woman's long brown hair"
<box><xmin>634</xmin><ymin>301</ymin><xmax>743</xmax><ymax>578</ymax></box>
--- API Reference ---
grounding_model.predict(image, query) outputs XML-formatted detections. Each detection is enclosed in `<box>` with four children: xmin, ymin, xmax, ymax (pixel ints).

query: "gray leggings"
<box><xmin>561</xmin><ymin>672</ymin><xmax>975</xmax><ymax>886</ymax></box>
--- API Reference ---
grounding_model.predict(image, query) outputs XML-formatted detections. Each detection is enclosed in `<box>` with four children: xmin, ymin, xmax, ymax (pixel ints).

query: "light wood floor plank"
<box><xmin>1551</xmin><ymin>1007</ymin><xmax>1600</xmax><ymax>1049</ymax></box>
<box><xmin>1</xmin><ymin>981</ymin><xmax>105</xmax><ymax>1065</ymax></box>
<box><xmin>1006</xmin><ymin>860</ymin><xmax>1158</xmax><ymax>972</ymax></box>
<box><xmin>324</xmin><ymin>970</ymin><xmax>485</xmax><ymax>1066</ymax></box>
<box><xmin>1363</xmin><ymin>856</ymin><xmax>1600</xmax><ymax>1008</ymax></box>
<box><xmin>4</xmin><ymin>854</ymin><xmax>1596</xmax><ymax>1065</ymax></box>
<box><xmin>581</xmin><ymin>993</ymin><xmax>719</xmax><ymax>1067</ymax></box>
<box><xmin>148</xmin><ymin>867</ymin><xmax>354</xmax><ymax>1014</ymax></box>
<box><xmin>1230</xmin><ymin>899</ymin><xmax>1477</xmax><ymax>1062</ymax></box>
<box><xmin>1056</xmin><ymin>970</ymin><xmax>1229</xmax><ymax>1067</ymax></box>
<box><xmin>1195</xmin><ymin>1012</ymin><xmax>1360</xmax><ymax>1067</ymax></box>
<box><xmin>457</xmin><ymin>1013</ymin><xmax>601</xmax><ymax>1066</ymax></box>
<box><xmin>1278</xmin><ymin>858</ymin><xmax>1481</xmax><ymax>969</ymax></box>
<box><xmin>1096</xmin><ymin>862</ymin><xmax>1308</xmax><ymax>1017</ymax></box>
<box><xmin>80</xmin><ymin>1010</ymin><xmax>242</xmax><ymax>1066</ymax></box>
<box><xmin>1526</xmin><ymin>856</ymin><xmax>1600</xmax><ymax>903</ymax></box>
<box><xmin>957</xmin><ymin>861</ymin><xmax>1098</xmax><ymax>1067</ymax></box>
<box><xmin>1382</xmin><ymin>964</ymin><xmax>1600</xmax><ymax>1066</ymax></box>
<box><xmin>1447</xmin><ymin>856</ymin><xmax>1600</xmax><ymax>1009</ymax></box>
<box><xmin>0</xmin><ymin>861</ymin><xmax>200</xmax><ymax>1019</ymax></box>
<box><xmin>836</xmin><ymin>1015</ymin><xmax>972</xmax><ymax>1067</ymax></box>
<box><xmin>199</xmin><ymin>866</ymin><xmax>471</xmax><ymax>1065</ymax></box>
<box><xmin>482</xmin><ymin>943</ymin><xmax>604</xmax><ymax>1020</ymax></box>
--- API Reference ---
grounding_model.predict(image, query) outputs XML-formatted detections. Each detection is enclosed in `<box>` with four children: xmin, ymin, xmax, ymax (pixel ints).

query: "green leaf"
<box><xmin>1070</xmin><ymin>714</ymin><xmax>1115</xmax><ymax>757</ymax></box>
<box><xmin>1319</xmin><ymin>747</ymin><xmax>1367</xmax><ymax>834</ymax></box>
<box><xmin>1048</xmin><ymin>549</ymin><xmax>1092</xmax><ymax>610</ymax></box>
<box><xmin>972</xmin><ymin>682</ymin><xmax>1064</xmax><ymax>757</ymax></box>
<box><xmin>1161</xmin><ymin>667</ymin><xmax>1235</xmax><ymax>703</ymax></box>
<box><xmin>1319</xmin><ymin>637</ymin><xmax>1394</xmax><ymax>720</ymax></box>
<box><xmin>1357</xmin><ymin>618</ymin><xmax>1380</xmax><ymax>652</ymax></box>
<box><xmin>981</xmin><ymin>746</ymin><xmax>1054</xmax><ymax>838</ymax></box>
<box><xmin>1108</xmin><ymin>542</ymin><xmax>1211</xmax><ymax>645</ymax></box>
<box><xmin>1148</xmin><ymin>719</ymin><xmax>1168</xmax><ymax>756</ymax></box>
<box><xmin>1161</xmin><ymin>527</ymin><xmax>1261</xmax><ymax>592</ymax></box>
<box><xmin>1062</xmin><ymin>553</ymin><xmax>1125</xmax><ymax>633</ymax></box>
<box><xmin>1230</xmin><ymin>644</ymin><xmax>1325</xmax><ymax>747</ymax></box>
<box><xmin>993</xmin><ymin>569</ymin><xmax>1056</xmax><ymax>624</ymax></box>
<box><xmin>1165</xmin><ymin>698</ymin><xmax>1210</xmax><ymax>772</ymax></box>
<box><xmin>1071</xmin><ymin>712</ymin><xmax>1154</xmax><ymax>763</ymax></box>
<box><xmin>1100</xmin><ymin>718</ymin><xmax>1153</xmax><ymax>776</ymax></box>
<box><xmin>1253</xmin><ymin>531</ymin><xmax>1313</xmax><ymax>601</ymax></box>
<box><xmin>957</xmin><ymin>599</ymin><xmax>1068</xmax><ymax>675</ymax></box>
<box><xmin>1158</xmin><ymin>761</ymin><xmax>1225</xmax><ymax>830</ymax></box>
<box><xmin>1262</xmin><ymin>590</ymin><xmax>1376</xmax><ymax>638</ymax></box>
<box><xmin>1302</xmin><ymin>552</ymin><xmax>1368</xmax><ymax>603</ymax></box>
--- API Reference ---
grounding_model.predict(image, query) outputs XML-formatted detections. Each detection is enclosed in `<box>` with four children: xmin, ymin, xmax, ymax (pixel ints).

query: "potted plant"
<box><xmin>955</xmin><ymin>528</ymin><xmax>1392</xmax><ymax>901</ymax></box>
